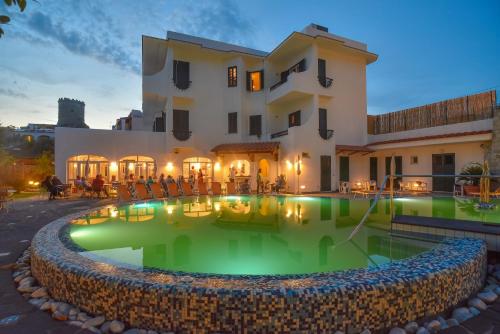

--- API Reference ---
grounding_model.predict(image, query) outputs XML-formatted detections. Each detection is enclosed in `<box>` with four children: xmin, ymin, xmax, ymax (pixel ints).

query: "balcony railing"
<box><xmin>319</xmin><ymin>129</ymin><xmax>334</xmax><ymax>140</ymax></box>
<box><xmin>318</xmin><ymin>76</ymin><xmax>333</xmax><ymax>88</ymax></box>
<box><xmin>270</xmin><ymin>130</ymin><xmax>288</xmax><ymax>139</ymax></box>
<box><xmin>173</xmin><ymin>79</ymin><xmax>191</xmax><ymax>90</ymax></box>
<box><xmin>172</xmin><ymin>130</ymin><xmax>191</xmax><ymax>141</ymax></box>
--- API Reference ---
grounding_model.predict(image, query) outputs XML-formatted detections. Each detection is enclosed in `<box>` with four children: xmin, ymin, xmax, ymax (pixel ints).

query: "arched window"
<box><xmin>67</xmin><ymin>155</ymin><xmax>108</xmax><ymax>183</ymax></box>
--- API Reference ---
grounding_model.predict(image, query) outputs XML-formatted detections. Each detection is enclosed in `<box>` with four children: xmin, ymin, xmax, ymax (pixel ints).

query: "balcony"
<box><xmin>318</xmin><ymin>128</ymin><xmax>334</xmax><ymax>140</ymax></box>
<box><xmin>172</xmin><ymin>130</ymin><xmax>192</xmax><ymax>141</ymax></box>
<box><xmin>270</xmin><ymin>129</ymin><xmax>288</xmax><ymax>139</ymax></box>
<box><xmin>318</xmin><ymin>76</ymin><xmax>333</xmax><ymax>88</ymax></box>
<box><xmin>267</xmin><ymin>71</ymin><xmax>315</xmax><ymax>105</ymax></box>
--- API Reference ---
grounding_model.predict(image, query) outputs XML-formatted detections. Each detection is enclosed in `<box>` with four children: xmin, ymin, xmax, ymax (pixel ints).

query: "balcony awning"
<box><xmin>336</xmin><ymin>145</ymin><xmax>374</xmax><ymax>155</ymax></box>
<box><xmin>211</xmin><ymin>142</ymin><xmax>280</xmax><ymax>155</ymax></box>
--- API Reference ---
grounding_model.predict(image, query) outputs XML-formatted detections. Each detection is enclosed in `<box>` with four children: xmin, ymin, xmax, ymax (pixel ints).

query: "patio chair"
<box><xmin>211</xmin><ymin>182</ymin><xmax>222</xmax><ymax>196</ymax></box>
<box><xmin>226</xmin><ymin>182</ymin><xmax>237</xmax><ymax>195</ymax></box>
<box><xmin>167</xmin><ymin>183</ymin><xmax>180</xmax><ymax>197</ymax></box>
<box><xmin>182</xmin><ymin>182</ymin><xmax>193</xmax><ymax>196</ymax></box>
<box><xmin>150</xmin><ymin>183</ymin><xmax>166</xmax><ymax>199</ymax></box>
<box><xmin>117</xmin><ymin>185</ymin><xmax>133</xmax><ymax>202</ymax></box>
<box><xmin>135</xmin><ymin>183</ymin><xmax>152</xmax><ymax>200</ymax></box>
<box><xmin>491</xmin><ymin>187</ymin><xmax>500</xmax><ymax>198</ymax></box>
<box><xmin>198</xmin><ymin>182</ymin><xmax>208</xmax><ymax>196</ymax></box>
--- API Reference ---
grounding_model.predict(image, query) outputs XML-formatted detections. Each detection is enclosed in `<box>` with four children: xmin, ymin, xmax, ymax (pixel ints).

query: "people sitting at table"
<box><xmin>137</xmin><ymin>175</ymin><xmax>146</xmax><ymax>184</ymax></box>
<box><xmin>41</xmin><ymin>176</ymin><xmax>58</xmax><ymax>200</ymax></box>
<box><xmin>240</xmin><ymin>179</ymin><xmax>251</xmax><ymax>194</ymax></box>
<box><xmin>91</xmin><ymin>174</ymin><xmax>109</xmax><ymax>198</ymax></box>
<box><xmin>272</xmin><ymin>174</ymin><xmax>286</xmax><ymax>193</ymax></box>
<box><xmin>74</xmin><ymin>175</ymin><xmax>82</xmax><ymax>190</ymax></box>
<box><xmin>167</xmin><ymin>175</ymin><xmax>176</xmax><ymax>184</ymax></box>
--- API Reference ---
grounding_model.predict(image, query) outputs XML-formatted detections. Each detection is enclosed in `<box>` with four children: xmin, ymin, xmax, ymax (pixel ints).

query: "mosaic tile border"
<box><xmin>30</xmin><ymin>204</ymin><xmax>487</xmax><ymax>333</ymax></box>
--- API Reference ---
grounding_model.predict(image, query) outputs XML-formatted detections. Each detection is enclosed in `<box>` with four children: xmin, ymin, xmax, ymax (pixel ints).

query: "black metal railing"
<box><xmin>270</xmin><ymin>79</ymin><xmax>286</xmax><ymax>91</ymax></box>
<box><xmin>319</xmin><ymin>128</ymin><xmax>334</xmax><ymax>140</ymax></box>
<box><xmin>318</xmin><ymin>76</ymin><xmax>333</xmax><ymax>88</ymax></box>
<box><xmin>270</xmin><ymin>130</ymin><xmax>288</xmax><ymax>139</ymax></box>
<box><xmin>172</xmin><ymin>130</ymin><xmax>191</xmax><ymax>141</ymax></box>
<box><xmin>173</xmin><ymin>79</ymin><xmax>191</xmax><ymax>90</ymax></box>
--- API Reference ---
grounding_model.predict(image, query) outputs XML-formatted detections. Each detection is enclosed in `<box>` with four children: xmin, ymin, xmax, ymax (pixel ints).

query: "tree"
<box><xmin>1</xmin><ymin>0</ymin><xmax>28</xmax><ymax>38</ymax></box>
<box><xmin>33</xmin><ymin>150</ymin><xmax>54</xmax><ymax>179</ymax></box>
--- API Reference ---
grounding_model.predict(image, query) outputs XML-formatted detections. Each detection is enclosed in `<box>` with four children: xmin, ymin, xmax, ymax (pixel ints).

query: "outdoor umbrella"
<box><xmin>84</xmin><ymin>157</ymin><xmax>90</xmax><ymax>178</ymax></box>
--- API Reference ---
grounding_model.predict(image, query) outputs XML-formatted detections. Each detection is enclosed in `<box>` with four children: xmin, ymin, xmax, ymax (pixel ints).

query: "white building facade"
<box><xmin>55</xmin><ymin>24</ymin><xmax>499</xmax><ymax>192</ymax></box>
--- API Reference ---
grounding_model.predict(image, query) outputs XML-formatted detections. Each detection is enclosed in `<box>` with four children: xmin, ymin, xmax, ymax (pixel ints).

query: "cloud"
<box><xmin>166</xmin><ymin>0</ymin><xmax>255</xmax><ymax>47</ymax></box>
<box><xmin>25</xmin><ymin>12</ymin><xmax>140</xmax><ymax>74</ymax></box>
<box><xmin>0</xmin><ymin>88</ymin><xmax>28</xmax><ymax>98</ymax></box>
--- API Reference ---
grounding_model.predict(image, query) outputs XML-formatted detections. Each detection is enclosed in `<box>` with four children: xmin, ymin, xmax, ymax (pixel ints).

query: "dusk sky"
<box><xmin>0</xmin><ymin>0</ymin><xmax>499</xmax><ymax>129</ymax></box>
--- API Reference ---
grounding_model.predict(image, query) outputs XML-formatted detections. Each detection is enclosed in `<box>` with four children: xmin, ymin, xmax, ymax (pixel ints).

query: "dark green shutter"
<box><xmin>246</xmin><ymin>71</ymin><xmax>251</xmax><ymax>91</ymax></box>
<box><xmin>369</xmin><ymin>157</ymin><xmax>377</xmax><ymax>181</ymax></box>
<box><xmin>319</xmin><ymin>108</ymin><xmax>327</xmax><ymax>130</ymax></box>
<box><xmin>339</xmin><ymin>156</ymin><xmax>349</xmax><ymax>182</ymax></box>
<box><xmin>318</xmin><ymin>59</ymin><xmax>326</xmax><ymax>77</ymax></box>
<box><xmin>259</xmin><ymin>70</ymin><xmax>264</xmax><ymax>89</ymax></box>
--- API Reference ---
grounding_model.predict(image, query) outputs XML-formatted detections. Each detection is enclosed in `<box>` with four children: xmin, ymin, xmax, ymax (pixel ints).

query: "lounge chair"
<box><xmin>198</xmin><ymin>182</ymin><xmax>208</xmax><ymax>195</ymax></box>
<box><xmin>226</xmin><ymin>182</ymin><xmax>237</xmax><ymax>195</ymax></box>
<box><xmin>150</xmin><ymin>183</ymin><xmax>166</xmax><ymax>199</ymax></box>
<box><xmin>167</xmin><ymin>183</ymin><xmax>180</xmax><ymax>197</ymax></box>
<box><xmin>117</xmin><ymin>185</ymin><xmax>133</xmax><ymax>202</ymax></box>
<box><xmin>182</xmin><ymin>182</ymin><xmax>193</xmax><ymax>196</ymax></box>
<box><xmin>135</xmin><ymin>183</ymin><xmax>152</xmax><ymax>200</ymax></box>
<box><xmin>211</xmin><ymin>182</ymin><xmax>222</xmax><ymax>196</ymax></box>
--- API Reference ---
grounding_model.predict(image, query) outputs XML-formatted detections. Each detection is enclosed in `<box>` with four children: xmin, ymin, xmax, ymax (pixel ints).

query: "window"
<box><xmin>228</xmin><ymin>66</ymin><xmax>237</xmax><ymax>87</ymax></box>
<box><xmin>228</xmin><ymin>112</ymin><xmax>237</xmax><ymax>134</ymax></box>
<box><xmin>173</xmin><ymin>60</ymin><xmax>190</xmax><ymax>90</ymax></box>
<box><xmin>288</xmin><ymin>110</ymin><xmax>301</xmax><ymax>127</ymax></box>
<box><xmin>246</xmin><ymin>70</ymin><xmax>264</xmax><ymax>92</ymax></box>
<box><xmin>249</xmin><ymin>115</ymin><xmax>262</xmax><ymax>136</ymax></box>
<box><xmin>410</xmin><ymin>156</ymin><xmax>418</xmax><ymax>165</ymax></box>
<box><xmin>173</xmin><ymin>109</ymin><xmax>190</xmax><ymax>141</ymax></box>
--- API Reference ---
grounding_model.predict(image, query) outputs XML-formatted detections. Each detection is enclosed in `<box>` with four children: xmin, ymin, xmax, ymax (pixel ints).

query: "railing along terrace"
<box><xmin>368</xmin><ymin>90</ymin><xmax>497</xmax><ymax>135</ymax></box>
<box><xmin>270</xmin><ymin>130</ymin><xmax>288</xmax><ymax>139</ymax></box>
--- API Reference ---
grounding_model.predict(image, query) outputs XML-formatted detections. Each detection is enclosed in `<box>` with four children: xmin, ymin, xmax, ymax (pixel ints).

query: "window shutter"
<box><xmin>173</xmin><ymin>60</ymin><xmax>178</xmax><ymax>83</ymax></box>
<box><xmin>318</xmin><ymin>59</ymin><xmax>326</xmax><ymax>77</ymax></box>
<box><xmin>259</xmin><ymin>70</ymin><xmax>264</xmax><ymax>89</ymax></box>
<box><xmin>228</xmin><ymin>112</ymin><xmax>237</xmax><ymax>133</ymax></box>
<box><xmin>246</xmin><ymin>71</ymin><xmax>251</xmax><ymax>91</ymax></box>
<box><xmin>298</xmin><ymin>59</ymin><xmax>306</xmax><ymax>72</ymax></box>
<box><xmin>319</xmin><ymin>108</ymin><xmax>327</xmax><ymax>130</ymax></box>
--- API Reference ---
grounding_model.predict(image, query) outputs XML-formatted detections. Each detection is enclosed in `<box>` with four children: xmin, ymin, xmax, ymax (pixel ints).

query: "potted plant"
<box><xmin>458</xmin><ymin>162</ymin><xmax>483</xmax><ymax>195</ymax></box>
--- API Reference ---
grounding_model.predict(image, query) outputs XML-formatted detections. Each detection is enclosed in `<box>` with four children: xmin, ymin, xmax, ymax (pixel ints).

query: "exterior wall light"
<box><xmin>166</xmin><ymin>162</ymin><xmax>174</xmax><ymax>172</ymax></box>
<box><xmin>286</xmin><ymin>160</ymin><xmax>293</xmax><ymax>170</ymax></box>
<box><xmin>214</xmin><ymin>162</ymin><xmax>221</xmax><ymax>171</ymax></box>
<box><xmin>110</xmin><ymin>161</ymin><xmax>118</xmax><ymax>171</ymax></box>
<box><xmin>300</xmin><ymin>185</ymin><xmax>306</xmax><ymax>189</ymax></box>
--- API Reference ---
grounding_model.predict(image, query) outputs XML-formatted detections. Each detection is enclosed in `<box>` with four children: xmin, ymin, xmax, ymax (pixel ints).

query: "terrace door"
<box><xmin>320</xmin><ymin>155</ymin><xmax>331</xmax><ymax>191</ymax></box>
<box><xmin>432</xmin><ymin>153</ymin><xmax>455</xmax><ymax>192</ymax></box>
<box><xmin>369</xmin><ymin>157</ymin><xmax>378</xmax><ymax>183</ymax></box>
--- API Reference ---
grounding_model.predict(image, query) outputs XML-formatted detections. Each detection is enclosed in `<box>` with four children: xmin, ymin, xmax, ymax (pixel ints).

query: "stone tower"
<box><xmin>57</xmin><ymin>98</ymin><xmax>89</xmax><ymax>128</ymax></box>
<box><xmin>489</xmin><ymin>106</ymin><xmax>500</xmax><ymax>174</ymax></box>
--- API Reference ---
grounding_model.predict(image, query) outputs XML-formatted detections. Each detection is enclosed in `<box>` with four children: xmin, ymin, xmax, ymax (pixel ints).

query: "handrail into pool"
<box><xmin>347</xmin><ymin>171</ymin><xmax>499</xmax><ymax>241</ymax></box>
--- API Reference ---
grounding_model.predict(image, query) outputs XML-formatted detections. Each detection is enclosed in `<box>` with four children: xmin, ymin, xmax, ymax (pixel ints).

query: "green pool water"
<box><xmin>68</xmin><ymin>196</ymin><xmax>499</xmax><ymax>275</ymax></box>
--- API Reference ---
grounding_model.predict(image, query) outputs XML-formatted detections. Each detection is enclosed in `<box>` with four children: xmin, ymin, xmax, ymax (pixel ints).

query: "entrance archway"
<box><xmin>259</xmin><ymin>159</ymin><xmax>270</xmax><ymax>177</ymax></box>
<box><xmin>183</xmin><ymin>157</ymin><xmax>212</xmax><ymax>183</ymax></box>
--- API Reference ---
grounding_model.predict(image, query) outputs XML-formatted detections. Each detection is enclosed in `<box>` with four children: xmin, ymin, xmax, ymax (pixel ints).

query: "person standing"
<box><xmin>197</xmin><ymin>168</ymin><xmax>204</xmax><ymax>184</ymax></box>
<box><xmin>257</xmin><ymin>168</ymin><xmax>263</xmax><ymax>194</ymax></box>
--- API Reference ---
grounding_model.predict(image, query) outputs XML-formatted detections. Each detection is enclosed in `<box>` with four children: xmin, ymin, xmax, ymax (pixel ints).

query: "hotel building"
<box><xmin>55</xmin><ymin>24</ymin><xmax>499</xmax><ymax>192</ymax></box>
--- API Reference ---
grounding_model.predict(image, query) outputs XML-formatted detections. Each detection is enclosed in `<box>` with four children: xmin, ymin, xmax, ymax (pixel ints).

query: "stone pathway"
<box><xmin>0</xmin><ymin>196</ymin><xmax>112</xmax><ymax>334</ymax></box>
<box><xmin>440</xmin><ymin>300</ymin><xmax>500</xmax><ymax>334</ymax></box>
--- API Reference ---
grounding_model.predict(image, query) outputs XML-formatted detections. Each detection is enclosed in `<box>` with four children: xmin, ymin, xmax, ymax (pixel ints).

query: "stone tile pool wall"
<box><xmin>30</xmin><ymin>208</ymin><xmax>487</xmax><ymax>333</ymax></box>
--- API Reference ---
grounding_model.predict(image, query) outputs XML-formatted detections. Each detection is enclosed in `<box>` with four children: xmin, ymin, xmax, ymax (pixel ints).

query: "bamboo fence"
<box><xmin>368</xmin><ymin>90</ymin><xmax>497</xmax><ymax>135</ymax></box>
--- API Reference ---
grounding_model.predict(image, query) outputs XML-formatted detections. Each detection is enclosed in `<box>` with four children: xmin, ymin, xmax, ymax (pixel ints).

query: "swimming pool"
<box><xmin>67</xmin><ymin>195</ymin><xmax>437</xmax><ymax>275</ymax></box>
<box><xmin>30</xmin><ymin>195</ymin><xmax>488</xmax><ymax>332</ymax></box>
